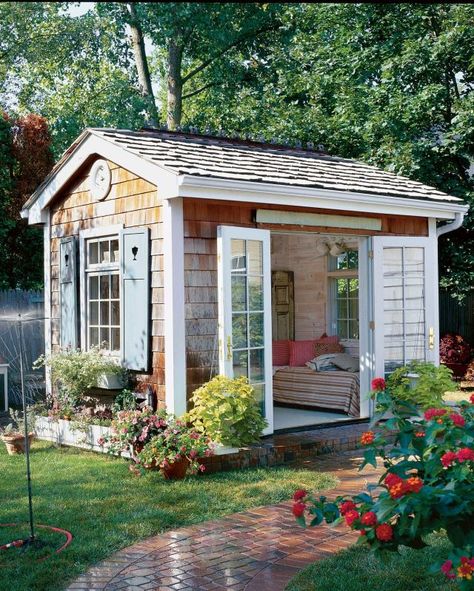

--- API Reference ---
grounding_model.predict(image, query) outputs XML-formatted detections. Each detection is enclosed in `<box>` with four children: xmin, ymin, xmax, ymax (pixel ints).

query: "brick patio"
<box><xmin>66</xmin><ymin>450</ymin><xmax>382</xmax><ymax>591</ymax></box>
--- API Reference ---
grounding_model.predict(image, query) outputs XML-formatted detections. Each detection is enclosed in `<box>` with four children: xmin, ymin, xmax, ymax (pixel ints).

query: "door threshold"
<box><xmin>270</xmin><ymin>417</ymin><xmax>369</xmax><ymax>436</ymax></box>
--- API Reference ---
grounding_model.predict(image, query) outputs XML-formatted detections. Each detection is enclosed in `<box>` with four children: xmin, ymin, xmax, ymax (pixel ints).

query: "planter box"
<box><xmin>35</xmin><ymin>416</ymin><xmax>113</xmax><ymax>453</ymax></box>
<box><xmin>95</xmin><ymin>372</ymin><xmax>126</xmax><ymax>390</ymax></box>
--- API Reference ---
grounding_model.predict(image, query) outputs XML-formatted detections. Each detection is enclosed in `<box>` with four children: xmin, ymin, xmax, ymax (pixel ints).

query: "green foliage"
<box><xmin>386</xmin><ymin>362</ymin><xmax>456</xmax><ymax>410</ymax></box>
<box><xmin>111</xmin><ymin>389</ymin><xmax>137</xmax><ymax>414</ymax></box>
<box><xmin>294</xmin><ymin>386</ymin><xmax>474</xmax><ymax>589</ymax></box>
<box><xmin>188</xmin><ymin>375</ymin><xmax>267</xmax><ymax>447</ymax></box>
<box><xmin>34</xmin><ymin>347</ymin><xmax>128</xmax><ymax>412</ymax></box>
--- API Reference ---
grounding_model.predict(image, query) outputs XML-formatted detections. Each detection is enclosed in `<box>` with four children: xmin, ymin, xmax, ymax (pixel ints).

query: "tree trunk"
<box><xmin>127</xmin><ymin>3</ymin><xmax>159</xmax><ymax>128</ymax></box>
<box><xmin>167</xmin><ymin>41</ymin><xmax>183</xmax><ymax>130</ymax></box>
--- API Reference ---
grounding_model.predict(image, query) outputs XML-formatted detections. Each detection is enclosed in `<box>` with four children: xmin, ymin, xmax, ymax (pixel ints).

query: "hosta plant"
<box><xmin>293</xmin><ymin>378</ymin><xmax>474</xmax><ymax>590</ymax></box>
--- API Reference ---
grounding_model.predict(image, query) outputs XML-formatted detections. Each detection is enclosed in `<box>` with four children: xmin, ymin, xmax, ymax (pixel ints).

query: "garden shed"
<box><xmin>21</xmin><ymin>128</ymin><xmax>469</xmax><ymax>435</ymax></box>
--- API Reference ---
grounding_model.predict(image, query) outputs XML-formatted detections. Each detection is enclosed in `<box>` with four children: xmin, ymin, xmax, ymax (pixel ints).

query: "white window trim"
<box><xmin>79</xmin><ymin>225</ymin><xmax>123</xmax><ymax>354</ymax></box>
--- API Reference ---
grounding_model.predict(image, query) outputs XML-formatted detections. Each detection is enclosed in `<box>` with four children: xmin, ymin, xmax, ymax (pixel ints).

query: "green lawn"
<box><xmin>286</xmin><ymin>533</ymin><xmax>455</xmax><ymax>591</ymax></box>
<box><xmin>0</xmin><ymin>440</ymin><xmax>337</xmax><ymax>591</ymax></box>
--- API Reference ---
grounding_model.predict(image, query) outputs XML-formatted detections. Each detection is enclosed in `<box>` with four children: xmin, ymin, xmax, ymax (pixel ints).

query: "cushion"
<box><xmin>314</xmin><ymin>342</ymin><xmax>344</xmax><ymax>357</ymax></box>
<box><xmin>272</xmin><ymin>340</ymin><xmax>290</xmax><ymax>366</ymax></box>
<box><xmin>314</xmin><ymin>353</ymin><xmax>340</xmax><ymax>371</ymax></box>
<box><xmin>289</xmin><ymin>340</ymin><xmax>316</xmax><ymax>367</ymax></box>
<box><xmin>331</xmin><ymin>353</ymin><xmax>359</xmax><ymax>372</ymax></box>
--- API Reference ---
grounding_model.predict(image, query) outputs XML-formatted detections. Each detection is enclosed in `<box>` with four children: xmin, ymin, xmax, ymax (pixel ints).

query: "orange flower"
<box><xmin>457</xmin><ymin>561</ymin><xmax>473</xmax><ymax>580</ymax></box>
<box><xmin>389</xmin><ymin>481</ymin><xmax>408</xmax><ymax>499</ymax></box>
<box><xmin>361</xmin><ymin>431</ymin><xmax>375</xmax><ymax>445</ymax></box>
<box><xmin>406</xmin><ymin>476</ymin><xmax>423</xmax><ymax>493</ymax></box>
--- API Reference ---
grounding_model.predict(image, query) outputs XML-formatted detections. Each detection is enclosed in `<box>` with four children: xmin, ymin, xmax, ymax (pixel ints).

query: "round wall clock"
<box><xmin>89</xmin><ymin>159</ymin><xmax>111</xmax><ymax>201</ymax></box>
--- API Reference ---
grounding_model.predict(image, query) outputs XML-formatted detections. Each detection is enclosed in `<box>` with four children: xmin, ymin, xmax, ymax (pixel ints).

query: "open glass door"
<box><xmin>373</xmin><ymin>236</ymin><xmax>437</xmax><ymax>378</ymax></box>
<box><xmin>217</xmin><ymin>226</ymin><xmax>273</xmax><ymax>435</ymax></box>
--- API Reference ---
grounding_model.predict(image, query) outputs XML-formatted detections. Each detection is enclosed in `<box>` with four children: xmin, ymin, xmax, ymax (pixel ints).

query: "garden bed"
<box><xmin>34</xmin><ymin>416</ymin><xmax>114</xmax><ymax>454</ymax></box>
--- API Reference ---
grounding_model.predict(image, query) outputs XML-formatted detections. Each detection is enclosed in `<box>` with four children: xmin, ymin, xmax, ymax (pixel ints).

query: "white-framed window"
<box><xmin>328</xmin><ymin>251</ymin><xmax>359</xmax><ymax>340</ymax></box>
<box><xmin>85</xmin><ymin>235</ymin><xmax>121</xmax><ymax>353</ymax></box>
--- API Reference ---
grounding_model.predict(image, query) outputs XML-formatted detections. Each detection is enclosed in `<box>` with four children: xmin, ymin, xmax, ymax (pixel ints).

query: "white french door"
<box><xmin>217</xmin><ymin>226</ymin><xmax>273</xmax><ymax>435</ymax></box>
<box><xmin>373</xmin><ymin>236</ymin><xmax>438</xmax><ymax>378</ymax></box>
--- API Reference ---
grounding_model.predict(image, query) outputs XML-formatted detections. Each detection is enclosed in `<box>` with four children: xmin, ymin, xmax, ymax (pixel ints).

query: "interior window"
<box><xmin>85</xmin><ymin>236</ymin><xmax>120</xmax><ymax>353</ymax></box>
<box><xmin>329</xmin><ymin>250</ymin><xmax>359</xmax><ymax>339</ymax></box>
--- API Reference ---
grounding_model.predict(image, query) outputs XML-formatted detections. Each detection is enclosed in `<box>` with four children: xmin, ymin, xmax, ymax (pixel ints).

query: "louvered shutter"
<box><xmin>120</xmin><ymin>228</ymin><xmax>150</xmax><ymax>371</ymax></box>
<box><xmin>59</xmin><ymin>236</ymin><xmax>78</xmax><ymax>349</ymax></box>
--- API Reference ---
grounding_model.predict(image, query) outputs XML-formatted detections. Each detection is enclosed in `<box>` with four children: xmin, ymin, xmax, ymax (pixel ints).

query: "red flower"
<box><xmin>293</xmin><ymin>489</ymin><xmax>308</xmax><ymax>502</ymax></box>
<box><xmin>450</xmin><ymin>413</ymin><xmax>466</xmax><ymax>427</ymax></box>
<box><xmin>389</xmin><ymin>481</ymin><xmax>408</xmax><ymax>499</ymax></box>
<box><xmin>292</xmin><ymin>502</ymin><xmax>306</xmax><ymax>518</ymax></box>
<box><xmin>470</xmin><ymin>393</ymin><xmax>474</xmax><ymax>404</ymax></box>
<box><xmin>360</xmin><ymin>511</ymin><xmax>377</xmax><ymax>526</ymax></box>
<box><xmin>424</xmin><ymin>408</ymin><xmax>447</xmax><ymax>421</ymax></box>
<box><xmin>441</xmin><ymin>560</ymin><xmax>455</xmax><ymax>579</ymax></box>
<box><xmin>414</xmin><ymin>431</ymin><xmax>425</xmax><ymax>438</ymax></box>
<box><xmin>371</xmin><ymin>378</ymin><xmax>386</xmax><ymax>391</ymax></box>
<box><xmin>339</xmin><ymin>500</ymin><xmax>357</xmax><ymax>515</ymax></box>
<box><xmin>384</xmin><ymin>473</ymin><xmax>403</xmax><ymax>488</ymax></box>
<box><xmin>406</xmin><ymin>476</ymin><xmax>423</xmax><ymax>493</ymax></box>
<box><xmin>359</xmin><ymin>529</ymin><xmax>367</xmax><ymax>536</ymax></box>
<box><xmin>375</xmin><ymin>523</ymin><xmax>393</xmax><ymax>542</ymax></box>
<box><xmin>458</xmin><ymin>559</ymin><xmax>474</xmax><ymax>579</ymax></box>
<box><xmin>344</xmin><ymin>510</ymin><xmax>360</xmax><ymax>527</ymax></box>
<box><xmin>456</xmin><ymin>448</ymin><xmax>474</xmax><ymax>462</ymax></box>
<box><xmin>361</xmin><ymin>431</ymin><xmax>375</xmax><ymax>445</ymax></box>
<box><xmin>441</xmin><ymin>451</ymin><xmax>457</xmax><ymax>467</ymax></box>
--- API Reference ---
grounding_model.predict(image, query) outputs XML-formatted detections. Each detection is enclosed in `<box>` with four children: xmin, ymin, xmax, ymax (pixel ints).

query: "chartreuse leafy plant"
<box><xmin>386</xmin><ymin>361</ymin><xmax>456</xmax><ymax>410</ymax></box>
<box><xmin>293</xmin><ymin>378</ymin><xmax>474</xmax><ymax>590</ymax></box>
<box><xmin>188</xmin><ymin>375</ymin><xmax>267</xmax><ymax>447</ymax></box>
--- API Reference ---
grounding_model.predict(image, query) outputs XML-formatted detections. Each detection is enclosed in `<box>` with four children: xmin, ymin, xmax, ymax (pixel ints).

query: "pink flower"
<box><xmin>371</xmin><ymin>378</ymin><xmax>386</xmax><ymax>391</ymax></box>
<box><xmin>450</xmin><ymin>413</ymin><xmax>465</xmax><ymax>427</ymax></box>
<box><xmin>189</xmin><ymin>450</ymin><xmax>198</xmax><ymax>459</ymax></box>
<box><xmin>441</xmin><ymin>451</ymin><xmax>457</xmax><ymax>467</ymax></box>
<box><xmin>199</xmin><ymin>464</ymin><xmax>206</xmax><ymax>472</ymax></box>
<box><xmin>97</xmin><ymin>437</ymin><xmax>105</xmax><ymax>446</ymax></box>
<box><xmin>190</xmin><ymin>432</ymin><xmax>200</xmax><ymax>440</ymax></box>
<box><xmin>293</xmin><ymin>489</ymin><xmax>308</xmax><ymax>502</ymax></box>
<box><xmin>441</xmin><ymin>560</ymin><xmax>454</xmax><ymax>578</ymax></box>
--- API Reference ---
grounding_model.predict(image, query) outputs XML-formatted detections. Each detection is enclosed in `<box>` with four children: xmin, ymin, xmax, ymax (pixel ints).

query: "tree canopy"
<box><xmin>0</xmin><ymin>2</ymin><xmax>472</xmax><ymax>297</ymax></box>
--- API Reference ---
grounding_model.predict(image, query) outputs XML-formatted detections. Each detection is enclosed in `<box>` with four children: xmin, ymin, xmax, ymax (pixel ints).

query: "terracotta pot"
<box><xmin>160</xmin><ymin>457</ymin><xmax>190</xmax><ymax>480</ymax></box>
<box><xmin>2</xmin><ymin>433</ymin><xmax>34</xmax><ymax>455</ymax></box>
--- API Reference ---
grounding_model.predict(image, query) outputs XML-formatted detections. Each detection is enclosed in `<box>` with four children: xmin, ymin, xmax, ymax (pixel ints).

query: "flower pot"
<box><xmin>96</xmin><ymin>372</ymin><xmax>126</xmax><ymax>390</ymax></box>
<box><xmin>160</xmin><ymin>457</ymin><xmax>190</xmax><ymax>480</ymax></box>
<box><xmin>2</xmin><ymin>433</ymin><xmax>34</xmax><ymax>455</ymax></box>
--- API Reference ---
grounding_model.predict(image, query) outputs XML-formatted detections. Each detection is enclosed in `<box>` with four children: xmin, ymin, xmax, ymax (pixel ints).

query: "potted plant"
<box><xmin>1</xmin><ymin>408</ymin><xmax>36</xmax><ymax>455</ymax></box>
<box><xmin>187</xmin><ymin>376</ymin><xmax>267</xmax><ymax>448</ymax></box>
<box><xmin>137</xmin><ymin>417</ymin><xmax>214</xmax><ymax>479</ymax></box>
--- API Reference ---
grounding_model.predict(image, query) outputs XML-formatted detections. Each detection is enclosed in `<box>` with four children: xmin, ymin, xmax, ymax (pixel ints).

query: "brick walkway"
<box><xmin>67</xmin><ymin>451</ymin><xmax>382</xmax><ymax>591</ymax></box>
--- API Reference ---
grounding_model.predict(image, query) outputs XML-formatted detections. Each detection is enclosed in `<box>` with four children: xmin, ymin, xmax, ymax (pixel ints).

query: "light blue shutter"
<box><xmin>59</xmin><ymin>236</ymin><xmax>78</xmax><ymax>349</ymax></box>
<box><xmin>121</xmin><ymin>227</ymin><xmax>150</xmax><ymax>371</ymax></box>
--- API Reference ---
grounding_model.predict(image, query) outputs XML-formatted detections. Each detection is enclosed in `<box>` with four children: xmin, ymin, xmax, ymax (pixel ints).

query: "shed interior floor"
<box><xmin>273</xmin><ymin>406</ymin><xmax>353</xmax><ymax>430</ymax></box>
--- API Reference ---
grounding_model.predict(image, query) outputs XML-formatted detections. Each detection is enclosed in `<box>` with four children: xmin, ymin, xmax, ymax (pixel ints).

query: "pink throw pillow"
<box><xmin>272</xmin><ymin>340</ymin><xmax>290</xmax><ymax>366</ymax></box>
<box><xmin>289</xmin><ymin>340</ymin><xmax>316</xmax><ymax>367</ymax></box>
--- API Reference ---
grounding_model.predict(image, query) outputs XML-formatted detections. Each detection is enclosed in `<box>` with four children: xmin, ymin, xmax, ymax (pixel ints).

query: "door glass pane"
<box><xmin>89</xmin><ymin>302</ymin><xmax>99</xmax><ymax>325</ymax></box>
<box><xmin>233</xmin><ymin>350</ymin><xmax>248</xmax><ymax>378</ymax></box>
<box><xmin>248</xmin><ymin>241</ymin><xmax>263</xmax><ymax>275</ymax></box>
<box><xmin>111</xmin><ymin>328</ymin><xmax>120</xmax><ymax>352</ymax></box>
<box><xmin>111</xmin><ymin>274</ymin><xmax>120</xmax><ymax>299</ymax></box>
<box><xmin>383</xmin><ymin>246</ymin><xmax>426</xmax><ymax>375</ymax></box>
<box><xmin>100</xmin><ymin>275</ymin><xmax>110</xmax><ymax>298</ymax></box>
<box><xmin>250</xmin><ymin>349</ymin><xmax>265</xmax><ymax>382</ymax></box>
<box><xmin>100</xmin><ymin>240</ymin><xmax>110</xmax><ymax>263</ymax></box>
<box><xmin>89</xmin><ymin>242</ymin><xmax>99</xmax><ymax>265</ymax></box>
<box><xmin>249</xmin><ymin>313</ymin><xmax>264</xmax><ymax>347</ymax></box>
<box><xmin>252</xmin><ymin>384</ymin><xmax>265</xmax><ymax>414</ymax></box>
<box><xmin>231</xmin><ymin>276</ymin><xmax>247</xmax><ymax>310</ymax></box>
<box><xmin>89</xmin><ymin>276</ymin><xmax>99</xmax><ymax>299</ymax></box>
<box><xmin>231</xmin><ymin>240</ymin><xmax>246</xmax><ymax>271</ymax></box>
<box><xmin>249</xmin><ymin>276</ymin><xmax>263</xmax><ymax>310</ymax></box>
<box><xmin>232</xmin><ymin>314</ymin><xmax>247</xmax><ymax>349</ymax></box>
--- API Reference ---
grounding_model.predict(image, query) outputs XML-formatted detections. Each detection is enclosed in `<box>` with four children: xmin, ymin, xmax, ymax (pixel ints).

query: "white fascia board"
<box><xmin>22</xmin><ymin>132</ymin><xmax>179</xmax><ymax>224</ymax></box>
<box><xmin>176</xmin><ymin>175</ymin><xmax>469</xmax><ymax>220</ymax></box>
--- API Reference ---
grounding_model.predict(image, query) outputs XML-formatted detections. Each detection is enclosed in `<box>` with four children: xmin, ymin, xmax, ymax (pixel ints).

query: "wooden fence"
<box><xmin>439</xmin><ymin>290</ymin><xmax>474</xmax><ymax>346</ymax></box>
<box><xmin>0</xmin><ymin>290</ymin><xmax>45</xmax><ymax>406</ymax></box>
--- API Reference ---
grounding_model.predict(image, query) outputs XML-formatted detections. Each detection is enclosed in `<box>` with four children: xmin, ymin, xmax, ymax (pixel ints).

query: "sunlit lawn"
<box><xmin>0</xmin><ymin>440</ymin><xmax>337</xmax><ymax>591</ymax></box>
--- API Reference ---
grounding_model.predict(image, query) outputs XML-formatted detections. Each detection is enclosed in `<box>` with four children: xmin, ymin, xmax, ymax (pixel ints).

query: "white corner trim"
<box><xmin>43</xmin><ymin>213</ymin><xmax>52</xmax><ymax>395</ymax></box>
<box><xmin>22</xmin><ymin>131</ymin><xmax>179</xmax><ymax>224</ymax></box>
<box><xmin>177</xmin><ymin>175</ymin><xmax>469</xmax><ymax>220</ymax></box>
<box><xmin>163</xmin><ymin>197</ymin><xmax>186</xmax><ymax>416</ymax></box>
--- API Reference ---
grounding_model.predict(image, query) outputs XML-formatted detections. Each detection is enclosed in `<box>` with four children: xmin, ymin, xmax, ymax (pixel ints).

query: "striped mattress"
<box><xmin>273</xmin><ymin>367</ymin><xmax>360</xmax><ymax>417</ymax></box>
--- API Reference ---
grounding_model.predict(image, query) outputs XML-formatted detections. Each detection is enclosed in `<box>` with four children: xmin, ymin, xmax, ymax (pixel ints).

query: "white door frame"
<box><xmin>358</xmin><ymin>236</ymin><xmax>374</xmax><ymax>418</ymax></box>
<box><xmin>217</xmin><ymin>225</ymin><xmax>273</xmax><ymax>435</ymax></box>
<box><xmin>373</xmin><ymin>235</ymin><xmax>438</xmax><ymax>379</ymax></box>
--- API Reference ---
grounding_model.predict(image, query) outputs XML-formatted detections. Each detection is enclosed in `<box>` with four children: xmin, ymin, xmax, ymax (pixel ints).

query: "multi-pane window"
<box><xmin>328</xmin><ymin>251</ymin><xmax>359</xmax><ymax>340</ymax></box>
<box><xmin>86</xmin><ymin>236</ymin><xmax>120</xmax><ymax>353</ymax></box>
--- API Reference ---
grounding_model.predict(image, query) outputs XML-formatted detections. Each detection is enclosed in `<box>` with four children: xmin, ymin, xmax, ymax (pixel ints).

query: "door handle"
<box><xmin>428</xmin><ymin>327</ymin><xmax>435</xmax><ymax>350</ymax></box>
<box><xmin>226</xmin><ymin>336</ymin><xmax>233</xmax><ymax>361</ymax></box>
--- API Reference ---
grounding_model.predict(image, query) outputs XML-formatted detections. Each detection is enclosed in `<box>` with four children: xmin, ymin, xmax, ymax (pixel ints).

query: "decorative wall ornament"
<box><xmin>89</xmin><ymin>159</ymin><xmax>111</xmax><ymax>201</ymax></box>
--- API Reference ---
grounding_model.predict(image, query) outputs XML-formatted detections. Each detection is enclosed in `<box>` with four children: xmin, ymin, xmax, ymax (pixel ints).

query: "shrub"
<box><xmin>187</xmin><ymin>375</ymin><xmax>267</xmax><ymax>447</ymax></box>
<box><xmin>34</xmin><ymin>347</ymin><xmax>127</xmax><ymax>412</ymax></box>
<box><xmin>386</xmin><ymin>361</ymin><xmax>455</xmax><ymax>409</ymax></box>
<box><xmin>292</xmin><ymin>381</ymin><xmax>474</xmax><ymax>590</ymax></box>
<box><xmin>440</xmin><ymin>333</ymin><xmax>471</xmax><ymax>365</ymax></box>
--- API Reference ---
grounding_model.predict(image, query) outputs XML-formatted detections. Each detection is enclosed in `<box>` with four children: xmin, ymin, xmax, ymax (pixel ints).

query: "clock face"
<box><xmin>90</xmin><ymin>159</ymin><xmax>111</xmax><ymax>201</ymax></box>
